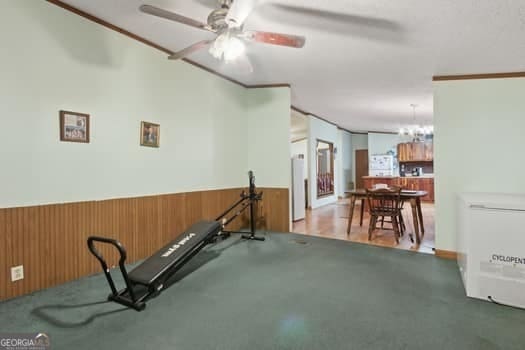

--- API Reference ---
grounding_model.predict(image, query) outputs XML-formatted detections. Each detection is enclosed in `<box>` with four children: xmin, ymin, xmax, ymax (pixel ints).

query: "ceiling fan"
<box><xmin>139</xmin><ymin>0</ymin><xmax>306</xmax><ymax>62</ymax></box>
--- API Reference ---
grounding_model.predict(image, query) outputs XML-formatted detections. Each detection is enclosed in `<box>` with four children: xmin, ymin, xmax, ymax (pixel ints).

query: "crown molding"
<box><xmin>292</xmin><ymin>106</ymin><xmax>397</xmax><ymax>135</ymax></box>
<box><xmin>46</xmin><ymin>0</ymin><xmax>300</xmax><ymax>91</ymax></box>
<box><xmin>348</xmin><ymin>130</ymin><xmax>397</xmax><ymax>135</ymax></box>
<box><xmin>46</xmin><ymin>0</ymin><xmax>253</xmax><ymax>89</ymax></box>
<box><xmin>290</xmin><ymin>105</ymin><xmax>308</xmax><ymax>116</ymax></box>
<box><xmin>433</xmin><ymin>71</ymin><xmax>525</xmax><ymax>81</ymax></box>
<box><xmin>46</xmin><ymin>0</ymin><xmax>172</xmax><ymax>53</ymax></box>
<box><xmin>291</xmin><ymin>106</ymin><xmax>338</xmax><ymax>128</ymax></box>
<box><xmin>367</xmin><ymin>130</ymin><xmax>399</xmax><ymax>135</ymax></box>
<box><xmin>246</xmin><ymin>83</ymin><xmax>291</xmax><ymax>89</ymax></box>
<box><xmin>45</xmin><ymin>0</ymin><xmax>398</xmax><ymax>137</ymax></box>
<box><xmin>337</xmin><ymin>126</ymin><xmax>354</xmax><ymax>134</ymax></box>
<box><xmin>179</xmin><ymin>58</ymin><xmax>249</xmax><ymax>88</ymax></box>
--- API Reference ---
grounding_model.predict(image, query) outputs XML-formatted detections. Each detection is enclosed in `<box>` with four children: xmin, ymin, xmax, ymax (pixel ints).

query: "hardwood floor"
<box><xmin>292</xmin><ymin>199</ymin><xmax>435</xmax><ymax>254</ymax></box>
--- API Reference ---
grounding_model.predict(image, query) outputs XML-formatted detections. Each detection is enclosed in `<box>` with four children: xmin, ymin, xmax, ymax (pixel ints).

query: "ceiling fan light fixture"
<box><xmin>209</xmin><ymin>33</ymin><xmax>245</xmax><ymax>62</ymax></box>
<box><xmin>140</xmin><ymin>2</ymin><xmax>305</xmax><ymax>64</ymax></box>
<box><xmin>209</xmin><ymin>32</ymin><xmax>227</xmax><ymax>59</ymax></box>
<box><xmin>223</xmin><ymin>37</ymin><xmax>245</xmax><ymax>61</ymax></box>
<box><xmin>208</xmin><ymin>40</ymin><xmax>222</xmax><ymax>60</ymax></box>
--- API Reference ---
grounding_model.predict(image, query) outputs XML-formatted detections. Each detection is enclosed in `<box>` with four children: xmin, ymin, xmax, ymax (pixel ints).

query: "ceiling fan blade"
<box><xmin>225</xmin><ymin>0</ymin><xmax>258</xmax><ymax>28</ymax></box>
<box><xmin>258</xmin><ymin>4</ymin><xmax>403</xmax><ymax>43</ymax></box>
<box><xmin>140</xmin><ymin>4</ymin><xmax>214</xmax><ymax>32</ymax></box>
<box><xmin>265</xmin><ymin>4</ymin><xmax>401</xmax><ymax>31</ymax></box>
<box><xmin>243</xmin><ymin>31</ymin><xmax>305</xmax><ymax>48</ymax></box>
<box><xmin>168</xmin><ymin>40</ymin><xmax>214</xmax><ymax>60</ymax></box>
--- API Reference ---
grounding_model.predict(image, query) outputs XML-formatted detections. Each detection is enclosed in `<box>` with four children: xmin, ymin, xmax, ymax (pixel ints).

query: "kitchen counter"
<box><xmin>401</xmin><ymin>174</ymin><xmax>435</xmax><ymax>178</ymax></box>
<box><xmin>363</xmin><ymin>174</ymin><xmax>435</xmax><ymax>179</ymax></box>
<box><xmin>362</xmin><ymin>176</ymin><xmax>398</xmax><ymax>179</ymax></box>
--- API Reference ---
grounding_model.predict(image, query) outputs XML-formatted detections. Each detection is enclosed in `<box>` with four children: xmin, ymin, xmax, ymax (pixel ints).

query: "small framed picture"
<box><xmin>59</xmin><ymin>110</ymin><xmax>90</xmax><ymax>143</ymax></box>
<box><xmin>140</xmin><ymin>121</ymin><xmax>160</xmax><ymax>148</ymax></box>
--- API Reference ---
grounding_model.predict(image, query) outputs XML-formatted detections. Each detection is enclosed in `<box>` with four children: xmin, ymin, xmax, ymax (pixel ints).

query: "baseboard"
<box><xmin>435</xmin><ymin>249</ymin><xmax>458</xmax><ymax>260</ymax></box>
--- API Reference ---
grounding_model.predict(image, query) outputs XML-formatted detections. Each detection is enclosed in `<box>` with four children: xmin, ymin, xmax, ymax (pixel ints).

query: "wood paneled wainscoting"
<box><xmin>0</xmin><ymin>187</ymin><xmax>289</xmax><ymax>301</ymax></box>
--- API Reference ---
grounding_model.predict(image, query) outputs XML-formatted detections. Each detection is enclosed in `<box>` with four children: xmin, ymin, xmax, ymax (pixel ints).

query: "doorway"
<box><xmin>355</xmin><ymin>149</ymin><xmax>368</xmax><ymax>189</ymax></box>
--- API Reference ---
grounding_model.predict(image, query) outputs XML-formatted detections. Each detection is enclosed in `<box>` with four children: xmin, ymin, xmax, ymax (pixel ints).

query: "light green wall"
<box><xmin>434</xmin><ymin>77</ymin><xmax>525</xmax><ymax>251</ymax></box>
<box><xmin>368</xmin><ymin>133</ymin><xmax>412</xmax><ymax>175</ymax></box>
<box><xmin>245</xmin><ymin>87</ymin><xmax>291</xmax><ymax>188</ymax></box>
<box><xmin>0</xmin><ymin>1</ymin><xmax>290</xmax><ymax>208</ymax></box>
<box><xmin>368</xmin><ymin>133</ymin><xmax>412</xmax><ymax>156</ymax></box>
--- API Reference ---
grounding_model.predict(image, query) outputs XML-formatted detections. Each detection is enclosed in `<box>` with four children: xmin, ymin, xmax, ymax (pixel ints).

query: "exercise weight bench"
<box><xmin>88</xmin><ymin>220</ymin><xmax>221</xmax><ymax>311</ymax></box>
<box><xmin>88</xmin><ymin>171</ymin><xmax>264</xmax><ymax>311</ymax></box>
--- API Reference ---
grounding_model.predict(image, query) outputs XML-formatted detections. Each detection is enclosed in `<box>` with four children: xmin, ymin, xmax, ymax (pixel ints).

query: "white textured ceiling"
<box><xmin>59</xmin><ymin>0</ymin><xmax>525</xmax><ymax>132</ymax></box>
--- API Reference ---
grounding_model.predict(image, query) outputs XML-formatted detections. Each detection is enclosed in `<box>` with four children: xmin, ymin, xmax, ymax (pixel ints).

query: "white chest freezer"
<box><xmin>457</xmin><ymin>192</ymin><xmax>525</xmax><ymax>308</ymax></box>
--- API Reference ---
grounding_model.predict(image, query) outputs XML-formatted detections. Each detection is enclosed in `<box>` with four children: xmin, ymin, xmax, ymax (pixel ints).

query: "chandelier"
<box><xmin>399</xmin><ymin>104</ymin><xmax>433</xmax><ymax>141</ymax></box>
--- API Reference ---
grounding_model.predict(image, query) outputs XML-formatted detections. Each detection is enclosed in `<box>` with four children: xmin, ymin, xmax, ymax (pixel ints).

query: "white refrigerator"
<box><xmin>369</xmin><ymin>155</ymin><xmax>394</xmax><ymax>176</ymax></box>
<box><xmin>457</xmin><ymin>192</ymin><xmax>525</xmax><ymax>308</ymax></box>
<box><xmin>291</xmin><ymin>156</ymin><xmax>305</xmax><ymax>221</ymax></box>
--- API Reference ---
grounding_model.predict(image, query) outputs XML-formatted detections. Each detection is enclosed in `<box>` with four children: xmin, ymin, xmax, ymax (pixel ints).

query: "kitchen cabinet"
<box><xmin>424</xmin><ymin>143</ymin><xmax>433</xmax><ymax>161</ymax></box>
<box><xmin>412</xmin><ymin>143</ymin><xmax>425</xmax><ymax>161</ymax></box>
<box><xmin>397</xmin><ymin>143</ymin><xmax>408</xmax><ymax>162</ymax></box>
<box><xmin>397</xmin><ymin>143</ymin><xmax>409</xmax><ymax>162</ymax></box>
<box><xmin>397</xmin><ymin>142</ymin><xmax>433</xmax><ymax>162</ymax></box>
<box><xmin>423</xmin><ymin>178</ymin><xmax>435</xmax><ymax>201</ymax></box>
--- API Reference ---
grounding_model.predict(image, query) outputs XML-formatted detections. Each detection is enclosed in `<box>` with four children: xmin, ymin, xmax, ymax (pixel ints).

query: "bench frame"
<box><xmin>87</xmin><ymin>227</ymin><xmax>218</xmax><ymax>311</ymax></box>
<box><xmin>87</xmin><ymin>171</ymin><xmax>264</xmax><ymax>311</ymax></box>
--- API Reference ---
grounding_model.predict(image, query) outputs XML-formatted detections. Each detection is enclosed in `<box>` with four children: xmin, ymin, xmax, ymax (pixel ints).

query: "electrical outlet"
<box><xmin>11</xmin><ymin>265</ymin><xmax>24</xmax><ymax>282</ymax></box>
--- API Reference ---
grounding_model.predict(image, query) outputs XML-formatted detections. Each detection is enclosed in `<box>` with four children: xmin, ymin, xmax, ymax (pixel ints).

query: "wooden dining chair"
<box><xmin>380</xmin><ymin>199</ymin><xmax>406</xmax><ymax>236</ymax></box>
<box><xmin>366</xmin><ymin>187</ymin><xmax>403</xmax><ymax>243</ymax></box>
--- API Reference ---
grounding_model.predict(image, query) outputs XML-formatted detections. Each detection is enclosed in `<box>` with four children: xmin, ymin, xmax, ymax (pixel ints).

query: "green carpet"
<box><xmin>1</xmin><ymin>232</ymin><xmax>524</xmax><ymax>350</ymax></box>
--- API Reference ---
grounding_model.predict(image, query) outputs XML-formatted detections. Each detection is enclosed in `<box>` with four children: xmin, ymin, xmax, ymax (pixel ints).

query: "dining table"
<box><xmin>345</xmin><ymin>189</ymin><xmax>428</xmax><ymax>244</ymax></box>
